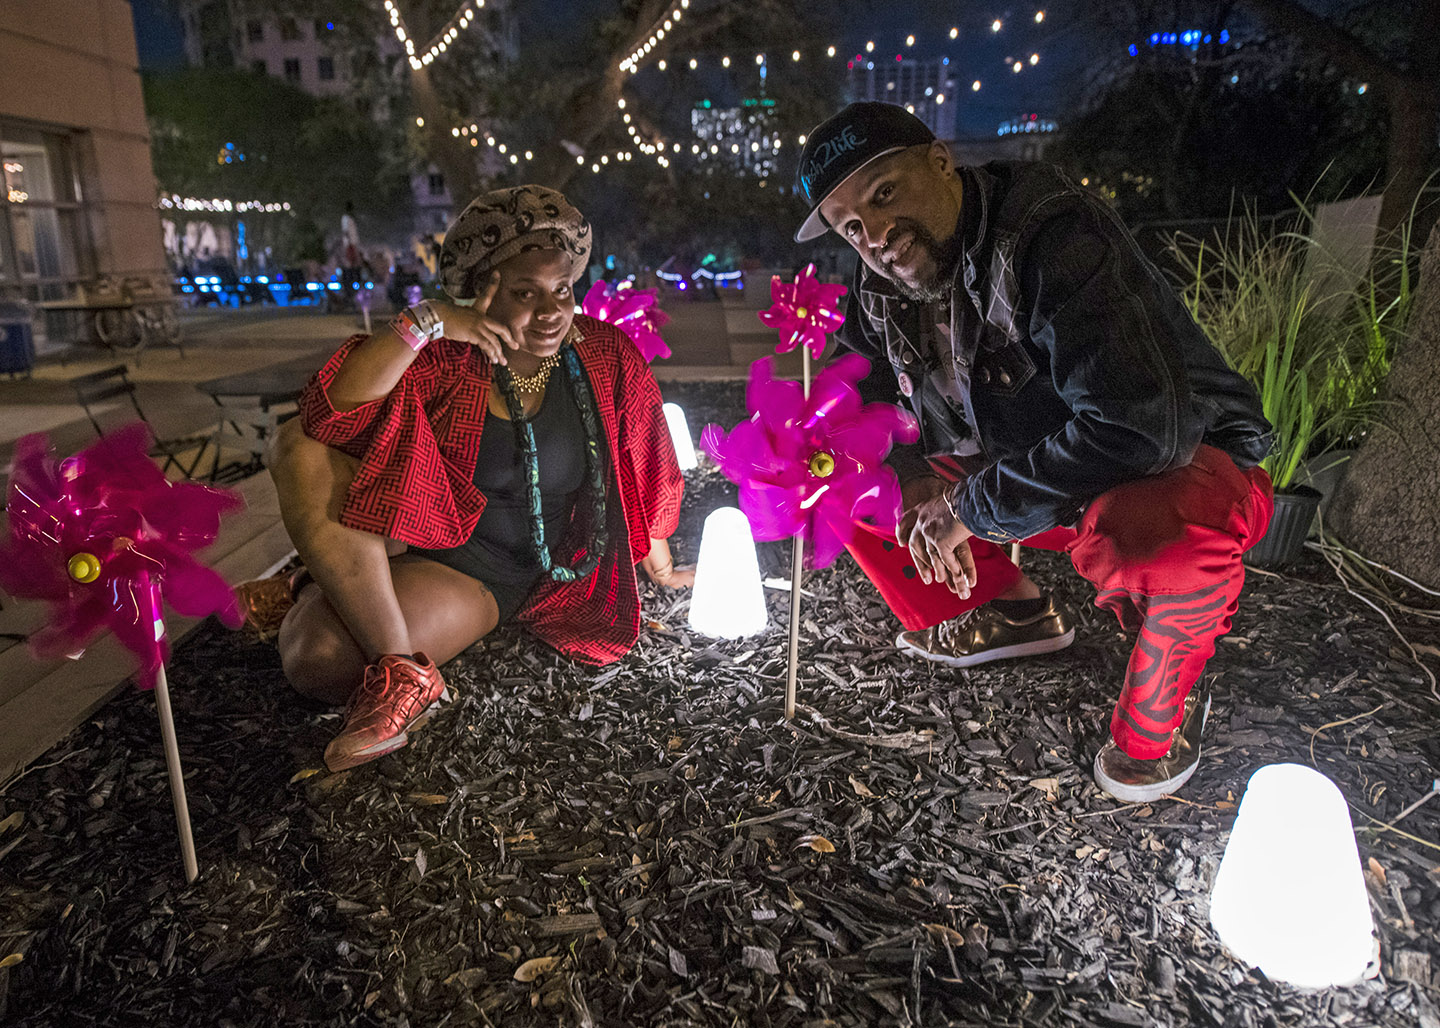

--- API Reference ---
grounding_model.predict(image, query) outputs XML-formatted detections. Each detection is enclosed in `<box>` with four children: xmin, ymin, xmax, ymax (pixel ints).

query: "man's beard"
<box><xmin>881</xmin><ymin>220</ymin><xmax>965</xmax><ymax>302</ymax></box>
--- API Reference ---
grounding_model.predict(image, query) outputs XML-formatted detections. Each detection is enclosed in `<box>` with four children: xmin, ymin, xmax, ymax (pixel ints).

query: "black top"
<box><xmin>411</xmin><ymin>371</ymin><xmax>586</xmax><ymax>590</ymax></box>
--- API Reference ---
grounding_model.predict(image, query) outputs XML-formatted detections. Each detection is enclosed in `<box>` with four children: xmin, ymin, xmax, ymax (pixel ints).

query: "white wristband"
<box><xmin>407</xmin><ymin>300</ymin><xmax>445</xmax><ymax>341</ymax></box>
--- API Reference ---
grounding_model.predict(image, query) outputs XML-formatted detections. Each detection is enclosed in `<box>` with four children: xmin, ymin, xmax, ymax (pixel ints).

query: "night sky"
<box><xmin>132</xmin><ymin>0</ymin><xmax>186</xmax><ymax>70</ymax></box>
<box><xmin>806</xmin><ymin>0</ymin><xmax>1089</xmax><ymax>137</ymax></box>
<box><xmin>129</xmin><ymin>0</ymin><xmax>1094</xmax><ymax>138</ymax></box>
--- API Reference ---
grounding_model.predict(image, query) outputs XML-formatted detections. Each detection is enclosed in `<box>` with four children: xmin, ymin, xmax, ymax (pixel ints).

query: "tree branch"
<box><xmin>528</xmin><ymin>0</ymin><xmax>760</xmax><ymax>190</ymax></box>
<box><xmin>1237</xmin><ymin>0</ymin><xmax>1437</xmax><ymax>93</ymax></box>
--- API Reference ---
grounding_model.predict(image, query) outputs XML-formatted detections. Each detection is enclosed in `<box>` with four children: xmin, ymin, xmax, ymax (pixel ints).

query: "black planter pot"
<box><xmin>1247</xmin><ymin>485</ymin><xmax>1323</xmax><ymax>568</ymax></box>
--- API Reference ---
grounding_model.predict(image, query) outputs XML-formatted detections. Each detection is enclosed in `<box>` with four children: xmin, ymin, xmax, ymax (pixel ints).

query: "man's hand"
<box><xmin>900</xmin><ymin>474</ymin><xmax>946</xmax><ymax>511</ymax></box>
<box><xmin>898</xmin><ymin>478</ymin><xmax>976</xmax><ymax>598</ymax></box>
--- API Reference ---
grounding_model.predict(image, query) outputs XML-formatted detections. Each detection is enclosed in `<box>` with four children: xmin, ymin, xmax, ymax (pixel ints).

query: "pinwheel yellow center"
<box><xmin>808</xmin><ymin>451</ymin><xmax>836</xmax><ymax>478</ymax></box>
<box><xmin>67</xmin><ymin>552</ymin><xmax>102</xmax><ymax>584</ymax></box>
<box><xmin>795</xmin><ymin>306</ymin><xmax>809</xmax><ymax>320</ymax></box>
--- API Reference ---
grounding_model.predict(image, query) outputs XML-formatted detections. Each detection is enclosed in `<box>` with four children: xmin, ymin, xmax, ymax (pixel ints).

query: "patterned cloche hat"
<box><xmin>439</xmin><ymin>185</ymin><xmax>593</xmax><ymax>300</ymax></box>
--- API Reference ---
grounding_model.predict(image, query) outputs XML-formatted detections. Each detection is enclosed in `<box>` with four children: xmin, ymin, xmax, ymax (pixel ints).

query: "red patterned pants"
<box><xmin>845</xmin><ymin>445</ymin><xmax>1274</xmax><ymax>758</ymax></box>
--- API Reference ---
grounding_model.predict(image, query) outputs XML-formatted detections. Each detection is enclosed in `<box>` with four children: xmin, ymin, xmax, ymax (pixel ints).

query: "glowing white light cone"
<box><xmin>663</xmin><ymin>402</ymin><xmax>698</xmax><ymax>471</ymax></box>
<box><xmin>688</xmin><ymin>506</ymin><xmax>767</xmax><ymax>639</ymax></box>
<box><xmin>1210</xmin><ymin>763</ymin><xmax>1377</xmax><ymax>989</ymax></box>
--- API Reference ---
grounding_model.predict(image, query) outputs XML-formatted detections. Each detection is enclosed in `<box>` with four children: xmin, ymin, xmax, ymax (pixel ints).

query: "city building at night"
<box><xmin>0</xmin><ymin>0</ymin><xmax>168</xmax><ymax>308</ymax></box>
<box><xmin>845</xmin><ymin>55</ymin><xmax>957</xmax><ymax>142</ymax></box>
<box><xmin>950</xmin><ymin>116</ymin><xmax>1061</xmax><ymax>165</ymax></box>
<box><xmin>182</xmin><ymin>8</ymin><xmax>352</xmax><ymax>97</ymax></box>
<box><xmin>690</xmin><ymin>99</ymin><xmax>782</xmax><ymax>179</ymax></box>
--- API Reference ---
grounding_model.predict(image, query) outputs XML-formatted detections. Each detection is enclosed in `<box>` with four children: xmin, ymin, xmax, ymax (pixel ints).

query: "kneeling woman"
<box><xmin>268</xmin><ymin>186</ymin><xmax>691</xmax><ymax>771</ymax></box>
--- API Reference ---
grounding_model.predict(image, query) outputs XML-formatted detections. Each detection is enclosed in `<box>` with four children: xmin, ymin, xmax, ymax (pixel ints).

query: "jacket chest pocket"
<box><xmin>973</xmin><ymin>338</ymin><xmax>1036</xmax><ymax>396</ymax></box>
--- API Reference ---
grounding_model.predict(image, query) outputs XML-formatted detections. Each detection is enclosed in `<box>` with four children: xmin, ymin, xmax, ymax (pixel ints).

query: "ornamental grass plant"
<box><xmin>1169</xmin><ymin>198</ymin><xmax>1413</xmax><ymax>490</ymax></box>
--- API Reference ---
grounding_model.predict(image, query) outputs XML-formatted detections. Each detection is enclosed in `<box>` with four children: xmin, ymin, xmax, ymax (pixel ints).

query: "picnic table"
<box><xmin>40</xmin><ymin>278</ymin><xmax>182</xmax><ymax>354</ymax></box>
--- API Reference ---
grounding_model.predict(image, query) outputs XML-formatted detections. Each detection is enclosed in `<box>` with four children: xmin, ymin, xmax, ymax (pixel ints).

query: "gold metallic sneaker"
<box><xmin>1093</xmin><ymin>684</ymin><xmax>1211</xmax><ymax>802</ymax></box>
<box><xmin>235</xmin><ymin>570</ymin><xmax>302</xmax><ymax>642</ymax></box>
<box><xmin>895</xmin><ymin>596</ymin><xmax>1075</xmax><ymax>668</ymax></box>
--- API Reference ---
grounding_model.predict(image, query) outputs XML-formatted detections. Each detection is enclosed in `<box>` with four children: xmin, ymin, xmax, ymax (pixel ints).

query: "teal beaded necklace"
<box><xmin>494</xmin><ymin>345</ymin><xmax>607</xmax><ymax>583</ymax></box>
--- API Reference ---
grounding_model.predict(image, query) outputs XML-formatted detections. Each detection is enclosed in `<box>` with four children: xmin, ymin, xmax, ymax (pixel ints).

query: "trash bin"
<box><xmin>0</xmin><ymin>300</ymin><xmax>36</xmax><ymax>378</ymax></box>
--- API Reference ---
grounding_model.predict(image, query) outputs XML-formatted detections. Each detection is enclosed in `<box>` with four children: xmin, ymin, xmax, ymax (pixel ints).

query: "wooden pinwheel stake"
<box><xmin>0</xmin><ymin>424</ymin><xmax>244</xmax><ymax>884</ymax></box>
<box><xmin>784</xmin><ymin>346</ymin><xmax>813</xmax><ymax>719</ymax></box>
<box><xmin>140</xmin><ymin>576</ymin><xmax>200</xmax><ymax>881</ymax></box>
<box><xmin>703</xmin><ymin>266</ymin><xmax>917</xmax><ymax>721</ymax></box>
<box><xmin>760</xmin><ymin>267</ymin><xmax>844</xmax><ymax>719</ymax></box>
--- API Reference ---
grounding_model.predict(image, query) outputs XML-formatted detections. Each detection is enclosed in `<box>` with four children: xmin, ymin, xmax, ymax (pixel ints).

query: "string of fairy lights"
<box><xmin>397</xmin><ymin>0</ymin><xmax>1053</xmax><ymax>180</ymax></box>
<box><xmin>627</xmin><ymin>9</ymin><xmax>1051</xmax><ymax>88</ymax></box>
<box><xmin>617</xmin><ymin>98</ymin><xmax>673</xmax><ymax>168</ymax></box>
<box><xmin>619</xmin><ymin>0</ymin><xmax>691</xmax><ymax>73</ymax></box>
<box><xmin>383</xmin><ymin>0</ymin><xmax>485</xmax><ymax>71</ymax></box>
<box><xmin>158</xmin><ymin>195</ymin><xmax>292</xmax><ymax>213</ymax></box>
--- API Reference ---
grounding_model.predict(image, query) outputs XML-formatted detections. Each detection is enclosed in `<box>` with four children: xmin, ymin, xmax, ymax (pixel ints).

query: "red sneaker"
<box><xmin>324</xmin><ymin>653</ymin><xmax>449</xmax><ymax>772</ymax></box>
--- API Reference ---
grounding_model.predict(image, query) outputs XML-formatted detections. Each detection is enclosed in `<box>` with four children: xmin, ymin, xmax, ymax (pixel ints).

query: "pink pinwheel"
<box><xmin>700</xmin><ymin>354</ymin><xmax>919</xmax><ymax>568</ymax></box>
<box><xmin>0</xmin><ymin>423</ymin><xmax>244</xmax><ymax>689</ymax></box>
<box><xmin>757</xmin><ymin>262</ymin><xmax>847</xmax><ymax>359</ymax></box>
<box><xmin>581</xmin><ymin>280</ymin><xmax>672</xmax><ymax>361</ymax></box>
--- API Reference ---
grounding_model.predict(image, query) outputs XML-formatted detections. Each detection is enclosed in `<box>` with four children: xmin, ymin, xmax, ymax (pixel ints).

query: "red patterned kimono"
<box><xmin>298</xmin><ymin>314</ymin><xmax>684</xmax><ymax>665</ymax></box>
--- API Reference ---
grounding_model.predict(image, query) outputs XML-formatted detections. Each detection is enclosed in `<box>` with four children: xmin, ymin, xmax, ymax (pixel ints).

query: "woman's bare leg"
<box><xmin>280</xmin><ymin>555</ymin><xmax>503</xmax><ymax>704</ymax></box>
<box><xmin>269</xmin><ymin>418</ymin><xmax>411</xmax><ymax>662</ymax></box>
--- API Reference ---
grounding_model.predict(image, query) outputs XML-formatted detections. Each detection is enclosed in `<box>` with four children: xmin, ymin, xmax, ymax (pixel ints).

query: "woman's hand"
<box><xmin>436</xmin><ymin>272</ymin><xmax>521</xmax><ymax>365</ymax></box>
<box><xmin>641</xmin><ymin>537</ymin><xmax>693</xmax><ymax>588</ymax></box>
<box><xmin>646</xmin><ymin>562</ymin><xmax>696</xmax><ymax>589</ymax></box>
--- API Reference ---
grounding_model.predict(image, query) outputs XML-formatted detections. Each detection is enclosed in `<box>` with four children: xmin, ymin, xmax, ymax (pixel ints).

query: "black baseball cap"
<box><xmin>794</xmin><ymin>101</ymin><xmax>936</xmax><ymax>242</ymax></box>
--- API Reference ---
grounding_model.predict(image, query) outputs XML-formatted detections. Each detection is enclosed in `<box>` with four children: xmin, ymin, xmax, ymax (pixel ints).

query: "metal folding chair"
<box><xmin>205</xmin><ymin>398</ymin><xmax>277</xmax><ymax>483</ymax></box>
<box><xmin>70</xmin><ymin>365</ymin><xmax>208</xmax><ymax>477</ymax></box>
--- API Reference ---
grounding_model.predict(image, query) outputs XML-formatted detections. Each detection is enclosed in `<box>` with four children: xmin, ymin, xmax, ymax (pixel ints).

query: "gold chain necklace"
<box><xmin>508</xmin><ymin>352</ymin><xmax>562</xmax><ymax>393</ymax></box>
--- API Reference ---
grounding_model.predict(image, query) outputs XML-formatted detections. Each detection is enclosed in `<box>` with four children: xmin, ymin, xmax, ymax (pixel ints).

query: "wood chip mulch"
<box><xmin>2</xmin><ymin>380</ymin><xmax>1438</xmax><ymax>1027</ymax></box>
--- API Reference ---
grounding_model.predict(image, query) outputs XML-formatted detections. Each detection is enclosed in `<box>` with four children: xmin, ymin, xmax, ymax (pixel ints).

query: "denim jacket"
<box><xmin>836</xmin><ymin>161</ymin><xmax>1272</xmax><ymax>544</ymax></box>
